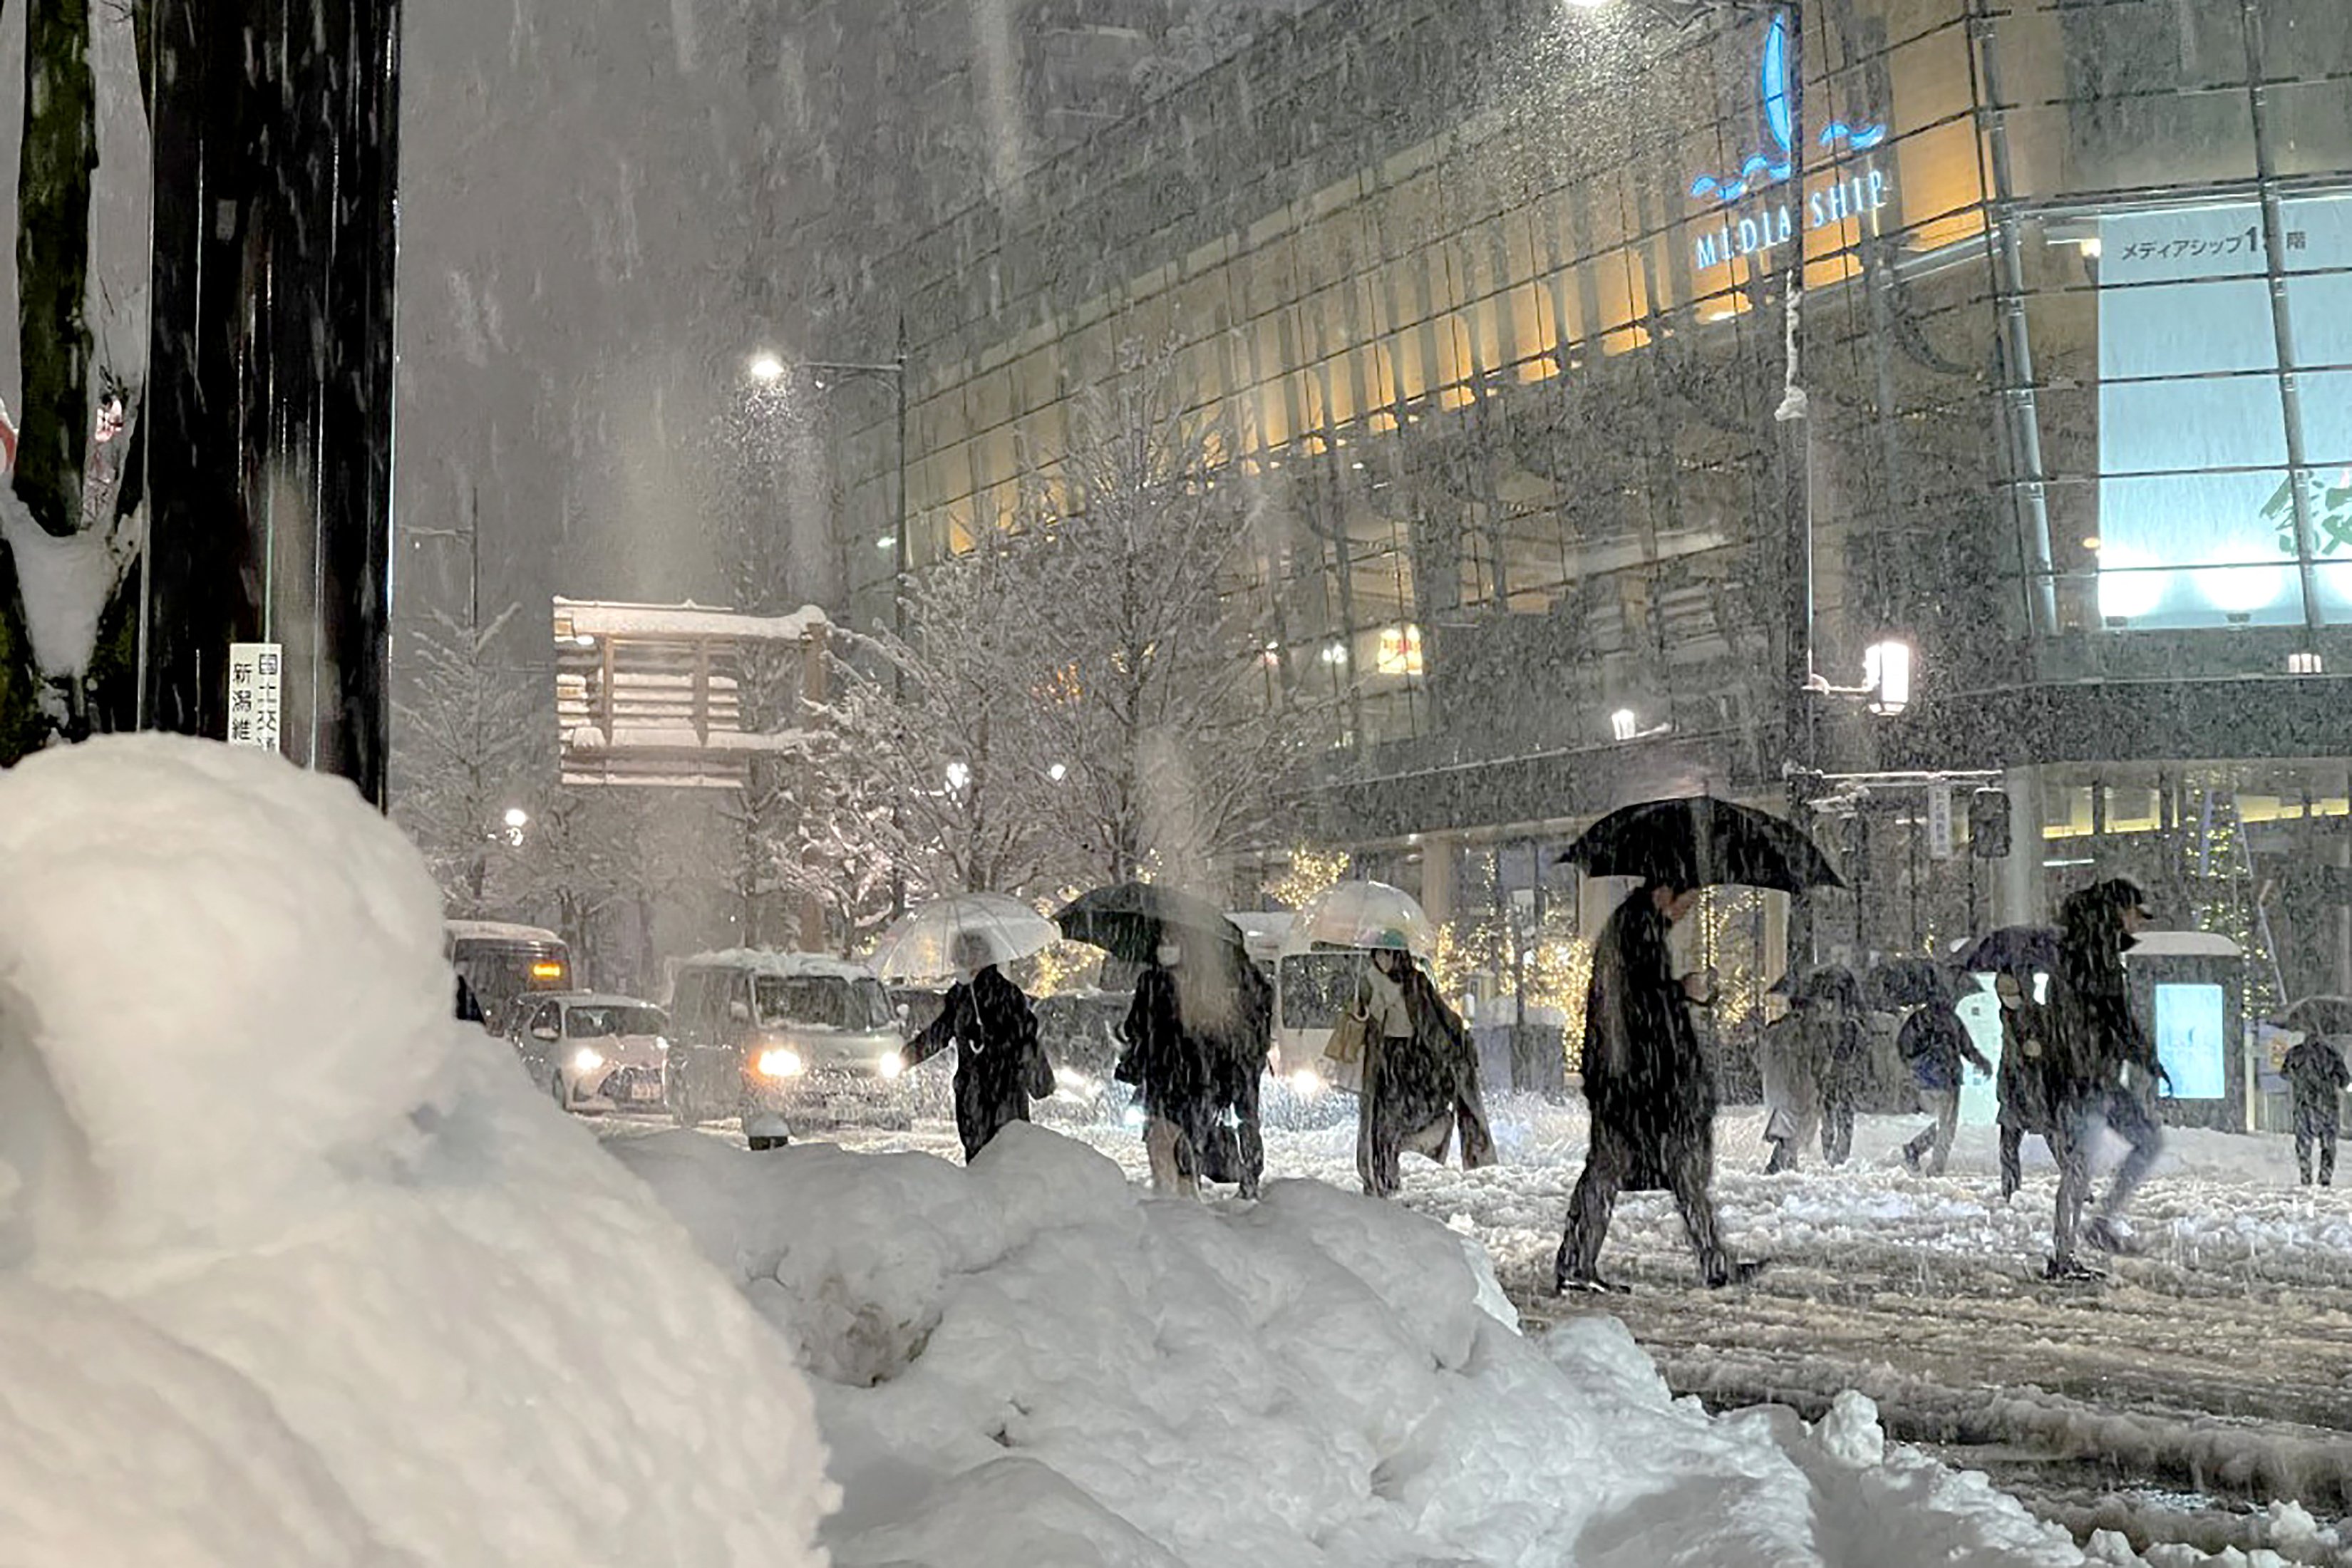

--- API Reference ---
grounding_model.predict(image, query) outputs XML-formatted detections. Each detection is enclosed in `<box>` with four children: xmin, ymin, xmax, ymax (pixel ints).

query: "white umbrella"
<box><xmin>1292</xmin><ymin>880</ymin><xmax>1438</xmax><ymax>958</ymax></box>
<box><xmin>868</xmin><ymin>893</ymin><xmax>1059</xmax><ymax>981</ymax></box>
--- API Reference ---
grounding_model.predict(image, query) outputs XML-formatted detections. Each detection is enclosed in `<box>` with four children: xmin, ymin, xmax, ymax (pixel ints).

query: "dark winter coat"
<box><xmin>1996</xmin><ymin>993</ymin><xmax>2056</xmax><ymax>1133</ymax></box>
<box><xmin>1358</xmin><ymin>963</ymin><xmax>1496</xmax><ymax>1183</ymax></box>
<box><xmin>1898</xmin><ymin>1002</ymin><xmax>1991</xmax><ymax>1093</ymax></box>
<box><xmin>2282</xmin><ymin>1038</ymin><xmax>2350</xmax><ymax>1130</ymax></box>
<box><xmin>2046</xmin><ymin>894</ymin><xmax>2157</xmax><ymax>1104</ymax></box>
<box><xmin>1818</xmin><ymin>1009</ymin><xmax>1870</xmax><ymax>1096</ymax></box>
<box><xmin>1581</xmin><ymin>891</ymin><xmax>1711</xmax><ymax>1190</ymax></box>
<box><xmin>1116</xmin><ymin>963</ymin><xmax>1219</xmax><ymax>1147</ymax></box>
<box><xmin>905</xmin><ymin>965</ymin><xmax>1054</xmax><ymax>1161</ymax></box>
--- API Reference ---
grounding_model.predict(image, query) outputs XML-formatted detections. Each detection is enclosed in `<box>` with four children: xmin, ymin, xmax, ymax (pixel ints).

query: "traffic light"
<box><xmin>1969</xmin><ymin>789</ymin><xmax>2011</xmax><ymax>860</ymax></box>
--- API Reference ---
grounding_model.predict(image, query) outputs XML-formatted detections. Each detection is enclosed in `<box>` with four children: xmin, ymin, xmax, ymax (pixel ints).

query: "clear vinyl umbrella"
<box><xmin>1291</xmin><ymin>880</ymin><xmax>1438</xmax><ymax>957</ymax></box>
<box><xmin>868</xmin><ymin>893</ymin><xmax>1059</xmax><ymax>981</ymax></box>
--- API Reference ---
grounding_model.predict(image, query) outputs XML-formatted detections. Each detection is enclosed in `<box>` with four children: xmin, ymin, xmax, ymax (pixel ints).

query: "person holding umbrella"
<box><xmin>1955</xmin><ymin>926</ymin><xmax>2063</xmax><ymax>1200</ymax></box>
<box><xmin>1056</xmin><ymin>883</ymin><xmax>1248</xmax><ymax>1197</ymax></box>
<box><xmin>901</xmin><ymin>932</ymin><xmax>1056</xmax><ymax>1163</ymax></box>
<box><xmin>1353</xmin><ymin>937</ymin><xmax>1495</xmax><ymax>1198</ymax></box>
<box><xmin>1551</xmin><ymin>797</ymin><xmax>1836</xmax><ymax>1292</ymax></box>
<box><xmin>1116</xmin><ymin>938</ymin><xmax>1220</xmax><ymax>1197</ymax></box>
<box><xmin>2044</xmin><ymin>877</ymin><xmax>2165</xmax><ymax>1279</ymax></box>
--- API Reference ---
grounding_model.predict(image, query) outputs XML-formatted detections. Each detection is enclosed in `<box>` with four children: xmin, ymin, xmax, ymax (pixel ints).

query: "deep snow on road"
<box><xmin>602</xmin><ymin>1091</ymin><xmax>2352</xmax><ymax>1563</ymax></box>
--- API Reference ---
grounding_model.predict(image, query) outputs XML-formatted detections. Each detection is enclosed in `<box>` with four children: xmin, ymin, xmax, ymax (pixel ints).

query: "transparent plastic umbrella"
<box><xmin>868</xmin><ymin>893</ymin><xmax>1059</xmax><ymax>981</ymax></box>
<box><xmin>1292</xmin><ymin>880</ymin><xmax>1438</xmax><ymax>957</ymax></box>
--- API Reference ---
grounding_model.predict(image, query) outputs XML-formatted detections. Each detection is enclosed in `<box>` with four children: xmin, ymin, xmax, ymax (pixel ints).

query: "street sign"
<box><xmin>227</xmin><ymin>642</ymin><xmax>283</xmax><ymax>751</ymax></box>
<box><xmin>1926</xmin><ymin>781</ymin><xmax>1954</xmax><ymax>860</ymax></box>
<box><xmin>1969</xmin><ymin>789</ymin><xmax>2012</xmax><ymax>859</ymax></box>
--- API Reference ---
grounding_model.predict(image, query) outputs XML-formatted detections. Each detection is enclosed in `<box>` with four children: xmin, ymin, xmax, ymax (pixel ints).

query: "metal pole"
<box><xmin>1778</xmin><ymin>0</ymin><xmax>1818</xmax><ymax>967</ymax></box>
<box><xmin>890</xmin><ymin>316</ymin><xmax>911</xmax><ymax>919</ymax></box>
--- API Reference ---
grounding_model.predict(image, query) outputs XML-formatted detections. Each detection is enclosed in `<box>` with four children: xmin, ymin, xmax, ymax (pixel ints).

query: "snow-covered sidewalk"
<box><xmin>716</xmin><ymin>1093</ymin><xmax>2352</xmax><ymax>1566</ymax></box>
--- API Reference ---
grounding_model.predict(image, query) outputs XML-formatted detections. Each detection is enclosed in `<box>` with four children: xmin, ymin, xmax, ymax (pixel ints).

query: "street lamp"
<box><xmin>747</xmin><ymin>328</ymin><xmax>912</xmax><ymax>915</ymax></box>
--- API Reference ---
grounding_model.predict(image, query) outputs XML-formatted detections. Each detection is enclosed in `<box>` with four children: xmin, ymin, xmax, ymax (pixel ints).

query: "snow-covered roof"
<box><xmin>2130</xmin><ymin>931</ymin><xmax>2243</xmax><ymax>959</ymax></box>
<box><xmin>445</xmin><ymin>920</ymin><xmax>564</xmax><ymax>944</ymax></box>
<box><xmin>563</xmin><ymin>725</ymin><xmax>816</xmax><ymax>754</ymax></box>
<box><xmin>676</xmin><ymin>948</ymin><xmax>880</xmax><ymax>983</ymax></box>
<box><xmin>555</xmin><ymin>597</ymin><xmax>830</xmax><ymax>642</ymax></box>
<box><xmin>544</xmin><ymin>991</ymin><xmax>664</xmax><ymax>1011</ymax></box>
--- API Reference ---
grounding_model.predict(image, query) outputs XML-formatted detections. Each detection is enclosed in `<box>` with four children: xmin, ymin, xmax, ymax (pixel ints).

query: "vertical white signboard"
<box><xmin>227</xmin><ymin>643</ymin><xmax>283</xmax><ymax>751</ymax></box>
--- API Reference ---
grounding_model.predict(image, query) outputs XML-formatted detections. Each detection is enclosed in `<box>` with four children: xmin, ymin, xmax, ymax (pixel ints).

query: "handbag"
<box><xmin>1322</xmin><ymin>1003</ymin><xmax>1371</xmax><ymax>1095</ymax></box>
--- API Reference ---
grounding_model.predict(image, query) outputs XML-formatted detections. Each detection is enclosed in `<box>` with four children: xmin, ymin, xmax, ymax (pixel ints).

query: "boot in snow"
<box><xmin>1555</xmin><ymin>1269</ymin><xmax>1631</xmax><ymax>1296</ymax></box>
<box><xmin>1704</xmin><ymin>1259</ymin><xmax>1769</xmax><ymax>1289</ymax></box>
<box><xmin>2083</xmin><ymin>1217</ymin><xmax>2142</xmax><ymax>1256</ymax></box>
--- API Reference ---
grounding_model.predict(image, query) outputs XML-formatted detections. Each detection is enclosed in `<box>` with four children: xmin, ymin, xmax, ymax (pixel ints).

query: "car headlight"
<box><xmin>875</xmin><ymin>1050</ymin><xmax>904</xmax><ymax>1079</ymax></box>
<box><xmin>756</xmin><ymin>1048</ymin><xmax>805</xmax><ymax>1079</ymax></box>
<box><xmin>1288</xmin><ymin>1067</ymin><xmax>1324</xmax><ymax>1097</ymax></box>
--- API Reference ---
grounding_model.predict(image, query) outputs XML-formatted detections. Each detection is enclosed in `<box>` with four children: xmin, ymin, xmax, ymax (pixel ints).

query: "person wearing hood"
<box><xmin>1555</xmin><ymin>879</ymin><xmax>1759</xmax><ymax>1292</ymax></box>
<box><xmin>1353</xmin><ymin>943</ymin><xmax>1496</xmax><ymax>1199</ymax></box>
<box><xmin>903</xmin><ymin>934</ymin><xmax>1055</xmax><ymax>1163</ymax></box>
<box><xmin>2281</xmin><ymin>1031</ymin><xmax>2350</xmax><ymax>1187</ymax></box>
<box><xmin>2043</xmin><ymin>877</ymin><xmax>2164</xmax><ymax>1279</ymax></box>
<box><xmin>1116</xmin><ymin>938</ymin><xmax>1218</xmax><ymax>1197</ymax></box>
<box><xmin>1898</xmin><ymin>981</ymin><xmax>1993</xmax><ymax>1177</ymax></box>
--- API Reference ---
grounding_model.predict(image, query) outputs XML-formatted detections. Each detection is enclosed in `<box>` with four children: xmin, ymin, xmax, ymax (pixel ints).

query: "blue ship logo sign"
<box><xmin>1686</xmin><ymin>13</ymin><xmax>1892</xmax><ymax>272</ymax></box>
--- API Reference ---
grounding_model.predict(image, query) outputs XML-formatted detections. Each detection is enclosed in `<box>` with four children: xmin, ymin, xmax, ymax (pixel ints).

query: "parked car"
<box><xmin>664</xmin><ymin>951</ymin><xmax>912</xmax><ymax>1147</ymax></box>
<box><xmin>508</xmin><ymin>993</ymin><xmax>670</xmax><ymax>1114</ymax></box>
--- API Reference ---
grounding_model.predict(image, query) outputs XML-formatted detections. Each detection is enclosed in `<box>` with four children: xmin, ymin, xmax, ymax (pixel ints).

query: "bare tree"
<box><xmin>820</xmin><ymin>344</ymin><xmax>1322</xmax><ymax>904</ymax></box>
<box><xmin>1016</xmin><ymin>346</ymin><xmax>1319</xmax><ymax>887</ymax></box>
<box><xmin>390</xmin><ymin>604</ymin><xmax>550</xmax><ymax>914</ymax></box>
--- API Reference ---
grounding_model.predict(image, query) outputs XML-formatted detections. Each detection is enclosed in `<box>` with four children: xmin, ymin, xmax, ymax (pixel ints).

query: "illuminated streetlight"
<box><xmin>503</xmin><ymin>806</ymin><xmax>530</xmax><ymax>830</ymax></box>
<box><xmin>1863</xmin><ymin>639</ymin><xmax>1914</xmax><ymax>717</ymax></box>
<box><xmin>748</xmin><ymin>353</ymin><xmax>785</xmax><ymax>383</ymax></box>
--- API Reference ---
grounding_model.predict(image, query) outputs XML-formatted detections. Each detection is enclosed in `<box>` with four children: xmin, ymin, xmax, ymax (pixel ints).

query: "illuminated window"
<box><xmin>1374</xmin><ymin>624</ymin><xmax>1424</xmax><ymax>676</ymax></box>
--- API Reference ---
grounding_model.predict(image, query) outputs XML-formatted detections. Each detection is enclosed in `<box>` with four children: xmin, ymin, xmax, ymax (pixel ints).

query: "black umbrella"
<box><xmin>1952</xmin><ymin>925</ymin><xmax>2059</xmax><ymax>976</ymax></box>
<box><xmin>1556</xmin><ymin>795</ymin><xmax>1844</xmax><ymax>895</ymax></box>
<box><xmin>1868</xmin><ymin>956</ymin><xmax>1951</xmax><ymax>1009</ymax></box>
<box><xmin>2276</xmin><ymin>996</ymin><xmax>2352</xmax><ymax>1036</ymax></box>
<box><xmin>1053</xmin><ymin>882</ymin><xmax>1245</xmax><ymax>966</ymax></box>
<box><xmin>1770</xmin><ymin>962</ymin><xmax>1862</xmax><ymax>1011</ymax></box>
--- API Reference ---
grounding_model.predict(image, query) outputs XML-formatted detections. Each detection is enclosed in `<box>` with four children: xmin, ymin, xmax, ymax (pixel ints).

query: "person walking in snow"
<box><xmin>902</xmin><ymin>935</ymin><xmax>1056</xmax><ymax>1164</ymax></box>
<box><xmin>1353</xmin><ymin>942</ymin><xmax>1496</xmax><ymax>1199</ymax></box>
<box><xmin>2043</xmin><ymin>877</ymin><xmax>2165</xmax><ymax>1279</ymax></box>
<box><xmin>1898</xmin><ymin>984</ymin><xmax>1993</xmax><ymax>1177</ymax></box>
<box><xmin>1993</xmin><ymin>968</ymin><xmax>2058</xmax><ymax>1200</ymax></box>
<box><xmin>1556</xmin><ymin>880</ymin><xmax>1758</xmax><ymax>1292</ymax></box>
<box><xmin>1197</xmin><ymin>949</ymin><xmax>1273</xmax><ymax>1197</ymax></box>
<box><xmin>1808</xmin><ymin>968</ymin><xmax>1870</xmax><ymax>1167</ymax></box>
<box><xmin>1756</xmin><ymin>986</ymin><xmax>1830</xmax><ymax>1172</ymax></box>
<box><xmin>1116</xmin><ymin>940</ymin><xmax>1219</xmax><ymax>1198</ymax></box>
<box><xmin>2281</xmin><ymin>1032</ymin><xmax>2349</xmax><ymax>1187</ymax></box>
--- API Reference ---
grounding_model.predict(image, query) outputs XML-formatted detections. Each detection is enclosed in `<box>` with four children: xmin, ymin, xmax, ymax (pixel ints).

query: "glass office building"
<box><xmin>825</xmin><ymin>0</ymin><xmax>2352</xmax><ymax>1001</ymax></box>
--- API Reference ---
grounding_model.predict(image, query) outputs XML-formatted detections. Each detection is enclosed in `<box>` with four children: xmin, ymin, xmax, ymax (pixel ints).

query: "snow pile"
<box><xmin>0</xmin><ymin>737</ymin><xmax>832</xmax><ymax>1567</ymax></box>
<box><xmin>615</xmin><ymin>1122</ymin><xmax>2097</xmax><ymax>1567</ymax></box>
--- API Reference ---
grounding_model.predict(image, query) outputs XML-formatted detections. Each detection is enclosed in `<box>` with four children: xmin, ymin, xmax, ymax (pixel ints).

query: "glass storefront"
<box><xmin>829</xmin><ymin>0</ymin><xmax>2351</xmax><ymax>998</ymax></box>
